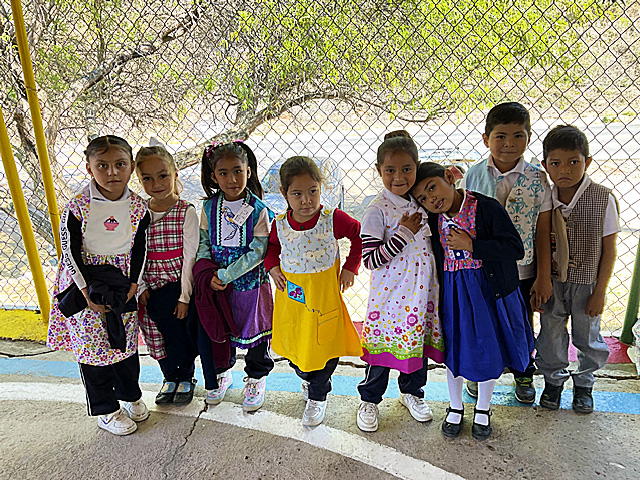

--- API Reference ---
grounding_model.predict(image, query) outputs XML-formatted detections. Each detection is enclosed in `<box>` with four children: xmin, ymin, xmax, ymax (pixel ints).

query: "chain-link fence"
<box><xmin>1</xmin><ymin>0</ymin><xmax>639</xmax><ymax>335</ymax></box>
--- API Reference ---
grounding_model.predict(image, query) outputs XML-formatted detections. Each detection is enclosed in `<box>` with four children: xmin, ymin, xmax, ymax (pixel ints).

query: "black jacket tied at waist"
<box><xmin>56</xmin><ymin>264</ymin><xmax>137</xmax><ymax>352</ymax></box>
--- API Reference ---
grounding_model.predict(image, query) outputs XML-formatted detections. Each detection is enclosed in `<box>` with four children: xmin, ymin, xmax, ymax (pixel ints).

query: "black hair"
<box><xmin>414</xmin><ymin>162</ymin><xmax>447</xmax><ymax>185</ymax></box>
<box><xmin>485</xmin><ymin>102</ymin><xmax>531</xmax><ymax>136</ymax></box>
<box><xmin>279</xmin><ymin>156</ymin><xmax>323</xmax><ymax>198</ymax></box>
<box><xmin>376</xmin><ymin>130</ymin><xmax>419</xmax><ymax>169</ymax></box>
<box><xmin>84</xmin><ymin>135</ymin><xmax>133</xmax><ymax>163</ymax></box>
<box><xmin>542</xmin><ymin>125</ymin><xmax>590</xmax><ymax>161</ymax></box>
<box><xmin>201</xmin><ymin>141</ymin><xmax>264</xmax><ymax>199</ymax></box>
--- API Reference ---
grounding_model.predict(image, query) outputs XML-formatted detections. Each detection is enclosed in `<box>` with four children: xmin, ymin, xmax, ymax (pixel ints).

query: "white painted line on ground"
<box><xmin>0</xmin><ymin>382</ymin><xmax>464</xmax><ymax>480</ymax></box>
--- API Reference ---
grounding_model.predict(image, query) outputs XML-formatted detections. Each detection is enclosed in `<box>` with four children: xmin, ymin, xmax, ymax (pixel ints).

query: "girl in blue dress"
<box><xmin>411</xmin><ymin>162</ymin><xmax>533</xmax><ymax>440</ymax></box>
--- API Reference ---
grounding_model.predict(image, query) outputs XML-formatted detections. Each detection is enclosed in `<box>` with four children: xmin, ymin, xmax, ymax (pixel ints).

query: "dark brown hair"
<box><xmin>84</xmin><ymin>135</ymin><xmax>133</xmax><ymax>163</ymax></box>
<box><xmin>279</xmin><ymin>156</ymin><xmax>323</xmax><ymax>197</ymax></box>
<box><xmin>376</xmin><ymin>130</ymin><xmax>419</xmax><ymax>169</ymax></box>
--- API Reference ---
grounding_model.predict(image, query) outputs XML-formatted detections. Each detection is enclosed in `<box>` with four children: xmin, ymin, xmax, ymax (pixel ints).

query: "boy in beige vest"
<box><xmin>537</xmin><ymin>125</ymin><xmax>619</xmax><ymax>413</ymax></box>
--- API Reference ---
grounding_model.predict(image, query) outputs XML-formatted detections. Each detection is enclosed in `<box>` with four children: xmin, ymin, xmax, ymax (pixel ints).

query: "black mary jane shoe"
<box><xmin>173</xmin><ymin>378</ymin><xmax>197</xmax><ymax>405</ymax></box>
<box><xmin>471</xmin><ymin>408</ymin><xmax>492</xmax><ymax>440</ymax></box>
<box><xmin>155</xmin><ymin>380</ymin><xmax>177</xmax><ymax>405</ymax></box>
<box><xmin>441</xmin><ymin>407</ymin><xmax>464</xmax><ymax>438</ymax></box>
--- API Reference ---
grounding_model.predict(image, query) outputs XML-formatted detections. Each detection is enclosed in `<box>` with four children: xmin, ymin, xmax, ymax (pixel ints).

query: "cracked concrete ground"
<box><xmin>1</xmin><ymin>339</ymin><xmax>639</xmax><ymax>480</ymax></box>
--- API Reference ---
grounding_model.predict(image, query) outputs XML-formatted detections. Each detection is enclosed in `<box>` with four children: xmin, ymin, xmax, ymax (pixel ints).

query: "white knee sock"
<box><xmin>475</xmin><ymin>379</ymin><xmax>496</xmax><ymax>426</ymax></box>
<box><xmin>446</xmin><ymin>367</ymin><xmax>464</xmax><ymax>424</ymax></box>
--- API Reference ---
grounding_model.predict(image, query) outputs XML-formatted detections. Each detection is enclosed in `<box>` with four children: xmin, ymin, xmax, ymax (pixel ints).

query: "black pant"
<box><xmin>196</xmin><ymin>322</ymin><xmax>274</xmax><ymax>390</ymax></box>
<box><xmin>358</xmin><ymin>358</ymin><xmax>428</xmax><ymax>404</ymax></box>
<box><xmin>147</xmin><ymin>282</ymin><xmax>198</xmax><ymax>383</ymax></box>
<box><xmin>79</xmin><ymin>354</ymin><xmax>142</xmax><ymax>416</ymax></box>
<box><xmin>290</xmin><ymin>357</ymin><xmax>339</xmax><ymax>401</ymax></box>
<box><xmin>510</xmin><ymin>277</ymin><xmax>536</xmax><ymax>379</ymax></box>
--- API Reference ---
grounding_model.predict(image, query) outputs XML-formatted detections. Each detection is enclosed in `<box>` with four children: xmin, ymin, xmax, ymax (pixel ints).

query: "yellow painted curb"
<box><xmin>0</xmin><ymin>309</ymin><xmax>47</xmax><ymax>343</ymax></box>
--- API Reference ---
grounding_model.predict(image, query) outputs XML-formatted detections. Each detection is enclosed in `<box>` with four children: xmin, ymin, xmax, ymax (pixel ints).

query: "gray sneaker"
<box><xmin>302</xmin><ymin>399</ymin><xmax>327</xmax><ymax>427</ymax></box>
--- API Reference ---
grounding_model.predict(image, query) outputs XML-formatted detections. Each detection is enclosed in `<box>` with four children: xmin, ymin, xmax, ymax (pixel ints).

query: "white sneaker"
<box><xmin>121</xmin><ymin>398</ymin><xmax>149</xmax><ymax>422</ymax></box>
<box><xmin>399</xmin><ymin>393</ymin><xmax>433</xmax><ymax>422</ymax></box>
<box><xmin>98</xmin><ymin>408</ymin><xmax>137</xmax><ymax>435</ymax></box>
<box><xmin>357</xmin><ymin>401</ymin><xmax>379</xmax><ymax>432</ymax></box>
<box><xmin>206</xmin><ymin>371</ymin><xmax>233</xmax><ymax>405</ymax></box>
<box><xmin>302</xmin><ymin>399</ymin><xmax>327</xmax><ymax>427</ymax></box>
<box><xmin>242</xmin><ymin>376</ymin><xmax>266</xmax><ymax>412</ymax></box>
<box><xmin>301</xmin><ymin>380</ymin><xmax>310</xmax><ymax>402</ymax></box>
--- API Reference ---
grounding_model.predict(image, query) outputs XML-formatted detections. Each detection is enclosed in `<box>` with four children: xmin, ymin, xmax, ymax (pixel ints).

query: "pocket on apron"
<box><xmin>317</xmin><ymin>309</ymin><xmax>339</xmax><ymax>344</ymax></box>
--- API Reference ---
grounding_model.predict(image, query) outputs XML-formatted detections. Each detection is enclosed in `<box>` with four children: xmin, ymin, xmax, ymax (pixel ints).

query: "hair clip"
<box><xmin>205</xmin><ymin>139</ymin><xmax>244</xmax><ymax>158</ymax></box>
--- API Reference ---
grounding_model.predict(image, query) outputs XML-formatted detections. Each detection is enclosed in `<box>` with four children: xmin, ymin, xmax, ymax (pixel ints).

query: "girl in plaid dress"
<box><xmin>135</xmin><ymin>140</ymin><xmax>199</xmax><ymax>405</ymax></box>
<box><xmin>195</xmin><ymin>141</ymin><xmax>274</xmax><ymax>412</ymax></box>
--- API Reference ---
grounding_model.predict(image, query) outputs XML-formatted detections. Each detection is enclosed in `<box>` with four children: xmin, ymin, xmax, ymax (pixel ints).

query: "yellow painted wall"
<box><xmin>0</xmin><ymin>309</ymin><xmax>47</xmax><ymax>343</ymax></box>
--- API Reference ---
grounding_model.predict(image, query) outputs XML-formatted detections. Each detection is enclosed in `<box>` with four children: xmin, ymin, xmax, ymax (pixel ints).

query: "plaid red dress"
<box><xmin>139</xmin><ymin>199</ymin><xmax>191</xmax><ymax>360</ymax></box>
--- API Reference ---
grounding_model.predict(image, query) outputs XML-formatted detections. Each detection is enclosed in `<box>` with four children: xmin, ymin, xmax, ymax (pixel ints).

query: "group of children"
<box><xmin>46</xmin><ymin>102</ymin><xmax>619</xmax><ymax>440</ymax></box>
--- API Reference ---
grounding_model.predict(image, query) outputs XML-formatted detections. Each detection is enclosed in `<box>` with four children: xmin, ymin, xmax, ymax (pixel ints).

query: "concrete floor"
<box><xmin>1</xmin><ymin>339</ymin><xmax>639</xmax><ymax>480</ymax></box>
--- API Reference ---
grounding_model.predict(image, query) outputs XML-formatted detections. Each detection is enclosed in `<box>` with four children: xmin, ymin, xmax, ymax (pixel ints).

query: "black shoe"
<box><xmin>441</xmin><ymin>407</ymin><xmax>464</xmax><ymax>438</ymax></box>
<box><xmin>465</xmin><ymin>381</ymin><xmax>478</xmax><ymax>399</ymax></box>
<box><xmin>514</xmin><ymin>377</ymin><xmax>535</xmax><ymax>404</ymax></box>
<box><xmin>471</xmin><ymin>408</ymin><xmax>492</xmax><ymax>440</ymax></box>
<box><xmin>539</xmin><ymin>383</ymin><xmax>563</xmax><ymax>410</ymax></box>
<box><xmin>173</xmin><ymin>378</ymin><xmax>197</xmax><ymax>405</ymax></box>
<box><xmin>572</xmin><ymin>386</ymin><xmax>594</xmax><ymax>414</ymax></box>
<box><xmin>155</xmin><ymin>380</ymin><xmax>177</xmax><ymax>404</ymax></box>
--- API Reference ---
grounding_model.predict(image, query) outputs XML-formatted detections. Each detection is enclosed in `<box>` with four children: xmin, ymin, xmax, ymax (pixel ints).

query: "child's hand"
<box><xmin>269</xmin><ymin>266</ymin><xmax>286</xmax><ymax>292</ymax></box>
<box><xmin>340</xmin><ymin>269</ymin><xmax>355</xmax><ymax>292</ymax></box>
<box><xmin>138</xmin><ymin>289</ymin><xmax>150</xmax><ymax>306</ymax></box>
<box><xmin>399</xmin><ymin>212</ymin><xmax>422</xmax><ymax>234</ymax></box>
<box><xmin>81</xmin><ymin>287</ymin><xmax>107</xmax><ymax>313</ymax></box>
<box><xmin>530</xmin><ymin>277</ymin><xmax>552</xmax><ymax>313</ymax></box>
<box><xmin>446</xmin><ymin>228</ymin><xmax>473</xmax><ymax>251</ymax></box>
<box><xmin>174</xmin><ymin>301</ymin><xmax>189</xmax><ymax>319</ymax></box>
<box><xmin>126</xmin><ymin>283</ymin><xmax>138</xmax><ymax>303</ymax></box>
<box><xmin>585</xmin><ymin>289</ymin><xmax>606</xmax><ymax>317</ymax></box>
<box><xmin>210</xmin><ymin>272</ymin><xmax>227</xmax><ymax>291</ymax></box>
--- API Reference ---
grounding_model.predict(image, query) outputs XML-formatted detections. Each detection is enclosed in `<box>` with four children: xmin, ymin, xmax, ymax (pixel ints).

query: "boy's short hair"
<box><xmin>485</xmin><ymin>102</ymin><xmax>531</xmax><ymax>136</ymax></box>
<box><xmin>542</xmin><ymin>125</ymin><xmax>590</xmax><ymax>161</ymax></box>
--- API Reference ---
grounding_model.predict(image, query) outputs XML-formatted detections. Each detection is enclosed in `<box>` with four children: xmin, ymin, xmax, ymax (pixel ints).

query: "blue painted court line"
<box><xmin>1</xmin><ymin>357</ymin><xmax>639</xmax><ymax>415</ymax></box>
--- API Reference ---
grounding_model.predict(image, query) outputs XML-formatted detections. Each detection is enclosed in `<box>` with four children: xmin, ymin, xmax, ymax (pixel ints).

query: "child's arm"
<box><xmin>196</xmin><ymin>205</ymin><xmax>213</xmax><ymax>261</ymax></box>
<box><xmin>333</xmin><ymin>209</ymin><xmax>362</xmax><ymax>292</ymax></box>
<box><xmin>531</xmin><ymin>210</ymin><xmax>552</xmax><ymax>312</ymax></box>
<box><xmin>585</xmin><ymin>232</ymin><xmax>617</xmax><ymax>317</ymax></box>
<box><xmin>128</xmin><ymin>211</ymin><xmax>151</xmax><ymax>302</ymax></box>
<box><xmin>264</xmin><ymin>219</ymin><xmax>286</xmax><ymax>291</ymax></box>
<box><xmin>216</xmin><ymin>209</ymin><xmax>270</xmax><ymax>285</ymax></box>
<box><xmin>175</xmin><ymin>205</ymin><xmax>199</xmax><ymax>319</ymax></box>
<box><xmin>362</xmin><ymin>207</ymin><xmax>421</xmax><ymax>270</ymax></box>
<box><xmin>61</xmin><ymin>207</ymin><xmax>104</xmax><ymax>312</ymax></box>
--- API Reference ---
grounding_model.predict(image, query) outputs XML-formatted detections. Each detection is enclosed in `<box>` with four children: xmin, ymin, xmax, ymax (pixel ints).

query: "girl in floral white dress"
<box><xmin>357</xmin><ymin>131</ymin><xmax>444</xmax><ymax>432</ymax></box>
<box><xmin>47</xmin><ymin>135</ymin><xmax>151</xmax><ymax>436</ymax></box>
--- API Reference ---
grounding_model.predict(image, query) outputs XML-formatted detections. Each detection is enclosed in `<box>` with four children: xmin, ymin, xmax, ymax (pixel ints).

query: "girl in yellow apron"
<box><xmin>264</xmin><ymin>156</ymin><xmax>363</xmax><ymax>427</ymax></box>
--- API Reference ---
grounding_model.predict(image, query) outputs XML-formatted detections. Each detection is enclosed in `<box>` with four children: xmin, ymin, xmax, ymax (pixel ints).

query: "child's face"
<box><xmin>137</xmin><ymin>155</ymin><xmax>178</xmax><ymax>204</ymax></box>
<box><xmin>411</xmin><ymin>171</ymin><xmax>457</xmax><ymax>214</ymax></box>
<box><xmin>542</xmin><ymin>148</ymin><xmax>591</xmax><ymax>191</ymax></box>
<box><xmin>86</xmin><ymin>147</ymin><xmax>133</xmax><ymax>201</ymax></box>
<box><xmin>282</xmin><ymin>173</ymin><xmax>321</xmax><ymax>223</ymax></box>
<box><xmin>377</xmin><ymin>151</ymin><xmax>417</xmax><ymax>198</ymax></box>
<box><xmin>211</xmin><ymin>155</ymin><xmax>250</xmax><ymax>202</ymax></box>
<box><xmin>482</xmin><ymin>123</ymin><xmax>530</xmax><ymax>171</ymax></box>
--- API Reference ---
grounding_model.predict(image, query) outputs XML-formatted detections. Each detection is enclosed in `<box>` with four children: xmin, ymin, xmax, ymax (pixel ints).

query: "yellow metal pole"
<box><xmin>10</xmin><ymin>0</ymin><xmax>61</xmax><ymax>258</ymax></box>
<box><xmin>0</xmin><ymin>107</ymin><xmax>51</xmax><ymax>319</ymax></box>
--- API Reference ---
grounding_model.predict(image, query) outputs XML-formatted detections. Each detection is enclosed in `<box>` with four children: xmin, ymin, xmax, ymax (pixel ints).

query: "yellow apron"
<box><xmin>272</xmin><ymin>258</ymin><xmax>362</xmax><ymax>372</ymax></box>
